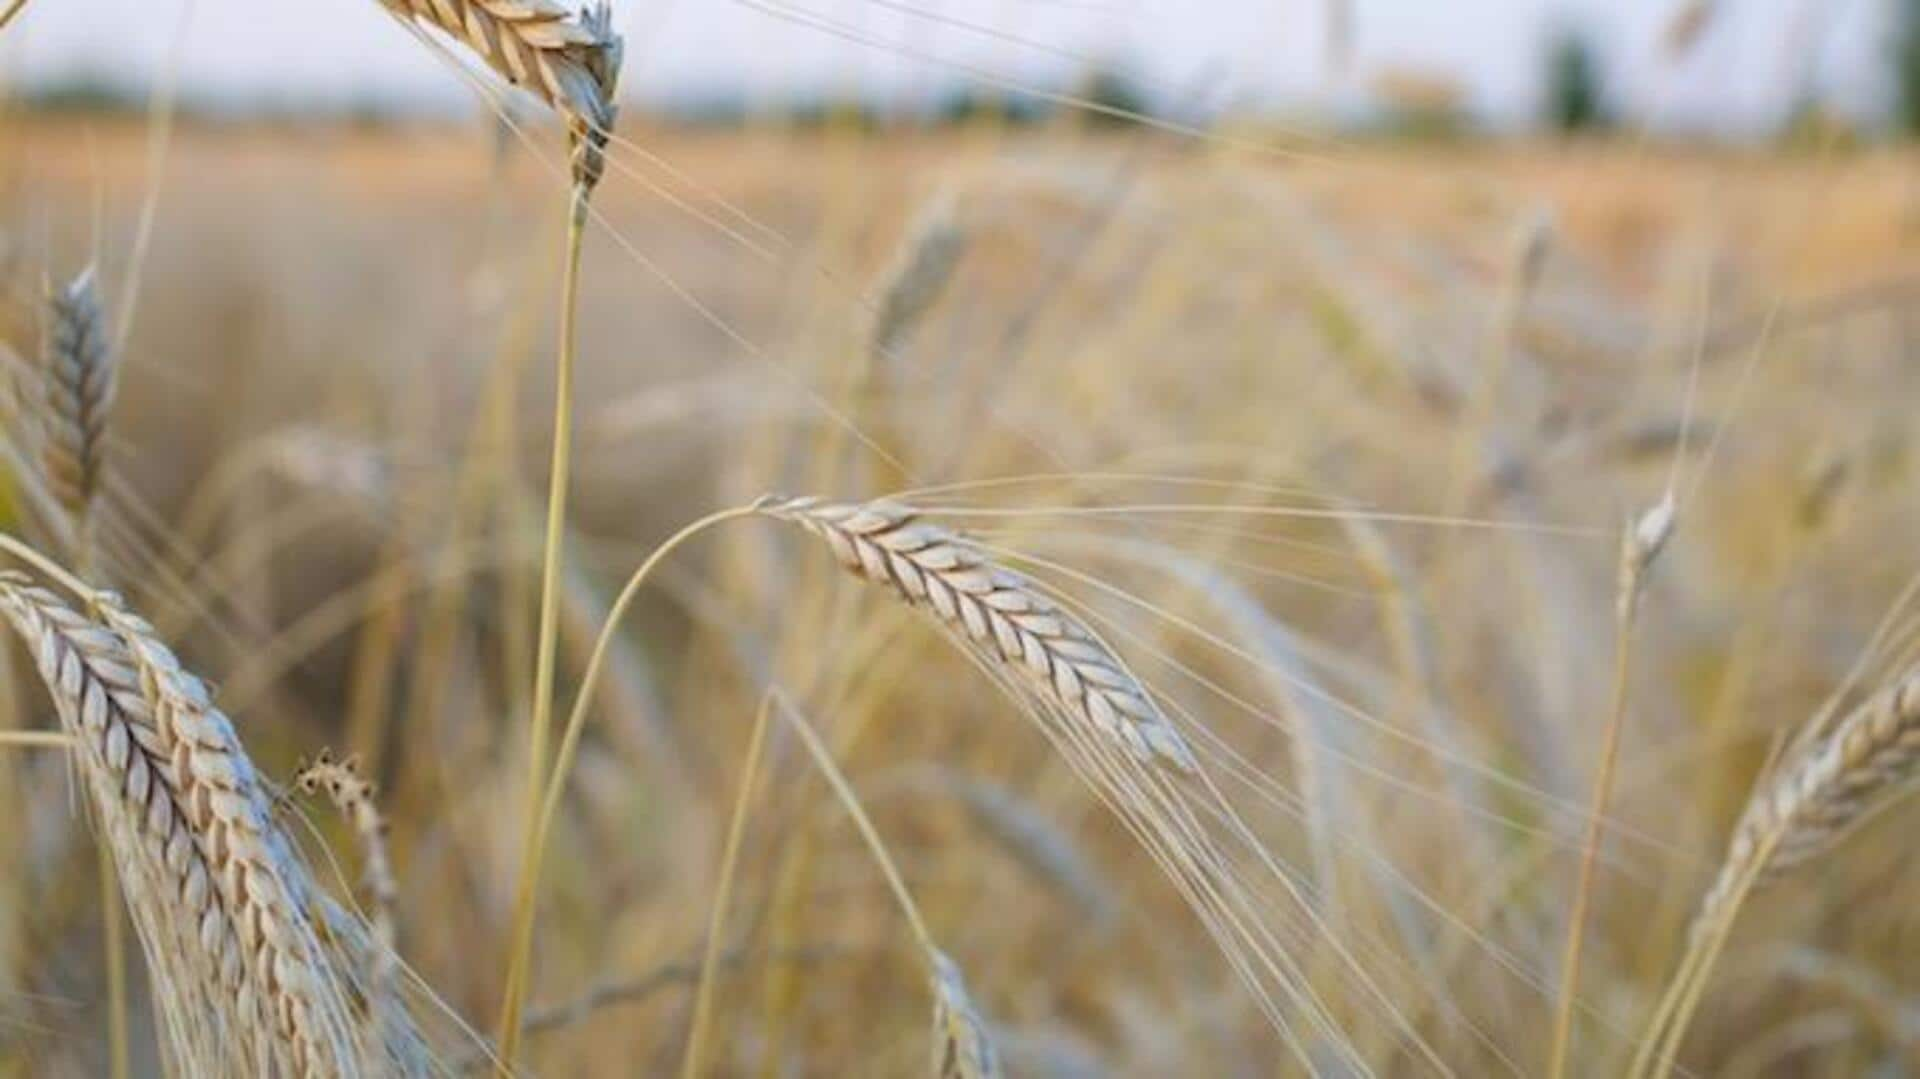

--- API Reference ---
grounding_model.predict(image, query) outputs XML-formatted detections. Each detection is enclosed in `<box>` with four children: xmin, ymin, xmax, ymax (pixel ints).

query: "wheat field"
<box><xmin>2</xmin><ymin>10</ymin><xmax>1920</xmax><ymax>1074</ymax></box>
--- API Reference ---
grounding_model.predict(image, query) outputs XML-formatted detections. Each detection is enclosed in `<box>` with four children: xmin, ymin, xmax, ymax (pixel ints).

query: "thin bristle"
<box><xmin>755</xmin><ymin>495</ymin><xmax>1198</xmax><ymax>772</ymax></box>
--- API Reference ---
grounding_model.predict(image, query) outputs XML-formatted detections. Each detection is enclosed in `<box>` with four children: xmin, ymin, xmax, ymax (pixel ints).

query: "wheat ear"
<box><xmin>0</xmin><ymin>558</ymin><xmax>440</xmax><ymax>1075</ymax></box>
<box><xmin>0</xmin><ymin>574</ymin><xmax>354</xmax><ymax>1072</ymax></box>
<box><xmin>375</xmin><ymin>0</ymin><xmax>622</xmax><ymax>189</ymax></box>
<box><xmin>1636</xmin><ymin>665</ymin><xmax>1920</xmax><ymax>1076</ymax></box>
<box><xmin>929</xmin><ymin>950</ymin><xmax>1001</xmax><ymax>1079</ymax></box>
<box><xmin>296</xmin><ymin>749</ymin><xmax>401</xmax><ymax>1007</ymax></box>
<box><xmin>41</xmin><ymin>267</ymin><xmax>118</xmax><ymax>551</ymax></box>
<box><xmin>754</xmin><ymin>495</ymin><xmax>1197</xmax><ymax>772</ymax></box>
<box><xmin>869</xmin><ymin>191</ymin><xmax>965</xmax><ymax>361</ymax></box>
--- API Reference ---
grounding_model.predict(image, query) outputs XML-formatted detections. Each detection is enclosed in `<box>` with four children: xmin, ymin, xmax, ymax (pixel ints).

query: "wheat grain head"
<box><xmin>0</xmin><ymin>571</ymin><xmax>433</xmax><ymax>1075</ymax></box>
<box><xmin>929</xmin><ymin>950</ymin><xmax>1000</xmax><ymax>1079</ymax></box>
<box><xmin>40</xmin><ymin>267</ymin><xmax>117</xmax><ymax>543</ymax></box>
<box><xmin>754</xmin><ymin>495</ymin><xmax>1197</xmax><ymax>771</ymax></box>
<box><xmin>377</xmin><ymin>0</ymin><xmax>622</xmax><ymax>189</ymax></box>
<box><xmin>1704</xmin><ymin>668</ymin><xmax>1920</xmax><ymax>919</ymax></box>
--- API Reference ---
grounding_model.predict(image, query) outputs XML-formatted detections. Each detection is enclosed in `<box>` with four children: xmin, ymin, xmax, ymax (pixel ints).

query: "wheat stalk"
<box><xmin>753</xmin><ymin>495</ymin><xmax>1197</xmax><ymax>772</ymax></box>
<box><xmin>375</xmin><ymin>0</ymin><xmax>622</xmax><ymax>189</ymax></box>
<box><xmin>1636</xmin><ymin>664</ymin><xmax>1920</xmax><ymax>1076</ymax></box>
<box><xmin>41</xmin><ymin>267</ymin><xmax>117</xmax><ymax>551</ymax></box>
<box><xmin>0</xmin><ymin>565</ymin><xmax>429</xmax><ymax>1075</ymax></box>
<box><xmin>1550</xmin><ymin>492</ymin><xmax>1673</xmax><ymax>1078</ymax></box>
<box><xmin>767</xmin><ymin>692</ymin><xmax>1003</xmax><ymax>1079</ymax></box>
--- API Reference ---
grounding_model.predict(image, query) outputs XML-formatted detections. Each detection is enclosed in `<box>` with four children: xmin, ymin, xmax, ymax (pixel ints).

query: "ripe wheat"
<box><xmin>929</xmin><ymin>950</ymin><xmax>1001</xmax><ymax>1079</ymax></box>
<box><xmin>374</xmin><ymin>0</ymin><xmax>622</xmax><ymax>189</ymax></box>
<box><xmin>41</xmin><ymin>267</ymin><xmax>117</xmax><ymax>542</ymax></box>
<box><xmin>754</xmin><ymin>495</ymin><xmax>1197</xmax><ymax>771</ymax></box>
<box><xmin>1705</xmin><ymin>666</ymin><xmax>1920</xmax><ymax>914</ymax></box>
<box><xmin>0</xmin><ymin>571</ymin><xmax>429</xmax><ymax>1075</ymax></box>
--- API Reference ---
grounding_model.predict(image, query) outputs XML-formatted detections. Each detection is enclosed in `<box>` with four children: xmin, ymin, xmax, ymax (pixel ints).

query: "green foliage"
<box><xmin>1543</xmin><ymin>27</ymin><xmax>1608</xmax><ymax>132</ymax></box>
<box><xmin>931</xmin><ymin>88</ymin><xmax>1050</xmax><ymax>128</ymax></box>
<box><xmin>21</xmin><ymin>73</ymin><xmax>141</xmax><ymax>116</ymax></box>
<box><xmin>1075</xmin><ymin>66</ymin><xmax>1152</xmax><ymax>128</ymax></box>
<box><xmin>1896</xmin><ymin>0</ymin><xmax>1920</xmax><ymax>136</ymax></box>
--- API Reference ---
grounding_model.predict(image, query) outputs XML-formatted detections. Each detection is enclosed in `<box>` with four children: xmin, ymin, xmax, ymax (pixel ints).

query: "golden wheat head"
<box><xmin>755</xmin><ymin>495</ymin><xmax>1197</xmax><ymax>772</ymax></box>
<box><xmin>377</xmin><ymin>0</ymin><xmax>622</xmax><ymax>189</ymax></box>
<box><xmin>0</xmin><ymin>572</ymin><xmax>434</xmax><ymax>1075</ymax></box>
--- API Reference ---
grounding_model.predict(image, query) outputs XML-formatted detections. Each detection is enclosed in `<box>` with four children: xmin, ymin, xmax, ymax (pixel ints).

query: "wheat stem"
<box><xmin>769</xmin><ymin>694</ymin><xmax>1000</xmax><ymax>1077</ymax></box>
<box><xmin>496</xmin><ymin>181</ymin><xmax>589</xmax><ymax>1070</ymax></box>
<box><xmin>1550</xmin><ymin>495</ymin><xmax>1673</xmax><ymax>1078</ymax></box>
<box><xmin>680</xmin><ymin>694</ymin><xmax>773</xmax><ymax>1079</ymax></box>
<box><xmin>0</xmin><ymin>729</ymin><xmax>72</xmax><ymax>748</ymax></box>
<box><xmin>98</xmin><ymin>838</ymin><xmax>130</xmax><ymax>1079</ymax></box>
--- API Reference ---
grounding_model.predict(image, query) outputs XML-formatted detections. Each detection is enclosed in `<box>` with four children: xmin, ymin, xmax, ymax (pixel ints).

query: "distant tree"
<box><xmin>1077</xmin><ymin>66</ymin><xmax>1152</xmax><ymax>128</ymax></box>
<box><xmin>1543</xmin><ymin>27</ymin><xmax>1609</xmax><ymax>132</ymax></box>
<box><xmin>932</xmin><ymin>88</ymin><xmax>1050</xmax><ymax>128</ymax></box>
<box><xmin>1896</xmin><ymin>0</ymin><xmax>1920</xmax><ymax>136</ymax></box>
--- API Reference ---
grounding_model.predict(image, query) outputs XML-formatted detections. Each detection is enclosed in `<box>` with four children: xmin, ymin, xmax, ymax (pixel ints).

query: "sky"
<box><xmin>0</xmin><ymin>0</ymin><xmax>1904</xmax><ymax>134</ymax></box>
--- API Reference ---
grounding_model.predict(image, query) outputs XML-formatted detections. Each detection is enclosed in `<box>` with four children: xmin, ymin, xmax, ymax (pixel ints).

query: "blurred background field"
<box><xmin>3</xmin><ymin>2</ymin><xmax>1920</xmax><ymax>1075</ymax></box>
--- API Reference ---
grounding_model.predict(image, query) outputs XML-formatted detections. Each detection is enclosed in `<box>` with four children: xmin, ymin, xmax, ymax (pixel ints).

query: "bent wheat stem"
<box><xmin>502</xmin><ymin>505</ymin><xmax>754</xmax><ymax>1068</ymax></box>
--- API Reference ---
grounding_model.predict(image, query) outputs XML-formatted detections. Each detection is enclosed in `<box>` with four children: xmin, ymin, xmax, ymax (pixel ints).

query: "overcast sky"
<box><xmin>0</xmin><ymin>0</ymin><xmax>1902</xmax><ymax>133</ymax></box>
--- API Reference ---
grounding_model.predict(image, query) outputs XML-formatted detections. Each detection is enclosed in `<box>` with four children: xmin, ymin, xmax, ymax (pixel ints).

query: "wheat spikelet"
<box><xmin>754</xmin><ymin>495</ymin><xmax>1196</xmax><ymax>771</ymax></box>
<box><xmin>296</xmin><ymin>749</ymin><xmax>400</xmax><ymax>1003</ymax></box>
<box><xmin>40</xmin><ymin>267</ymin><xmax>117</xmax><ymax>540</ymax></box>
<box><xmin>869</xmin><ymin>191</ymin><xmax>965</xmax><ymax>361</ymax></box>
<box><xmin>376</xmin><ymin>0</ymin><xmax>622</xmax><ymax>189</ymax></box>
<box><xmin>1707</xmin><ymin>668</ymin><xmax>1920</xmax><ymax>912</ymax></box>
<box><xmin>0</xmin><ymin>572</ymin><xmax>428</xmax><ymax>1074</ymax></box>
<box><xmin>929</xmin><ymin>950</ymin><xmax>1000</xmax><ymax>1079</ymax></box>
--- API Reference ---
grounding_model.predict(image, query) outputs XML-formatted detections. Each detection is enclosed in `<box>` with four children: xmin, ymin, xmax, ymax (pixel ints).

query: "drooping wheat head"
<box><xmin>0</xmin><ymin>570</ymin><xmax>431</xmax><ymax>1074</ymax></box>
<box><xmin>375</xmin><ymin>0</ymin><xmax>622</xmax><ymax>190</ymax></box>
<box><xmin>753</xmin><ymin>495</ymin><xmax>1197</xmax><ymax>771</ymax></box>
